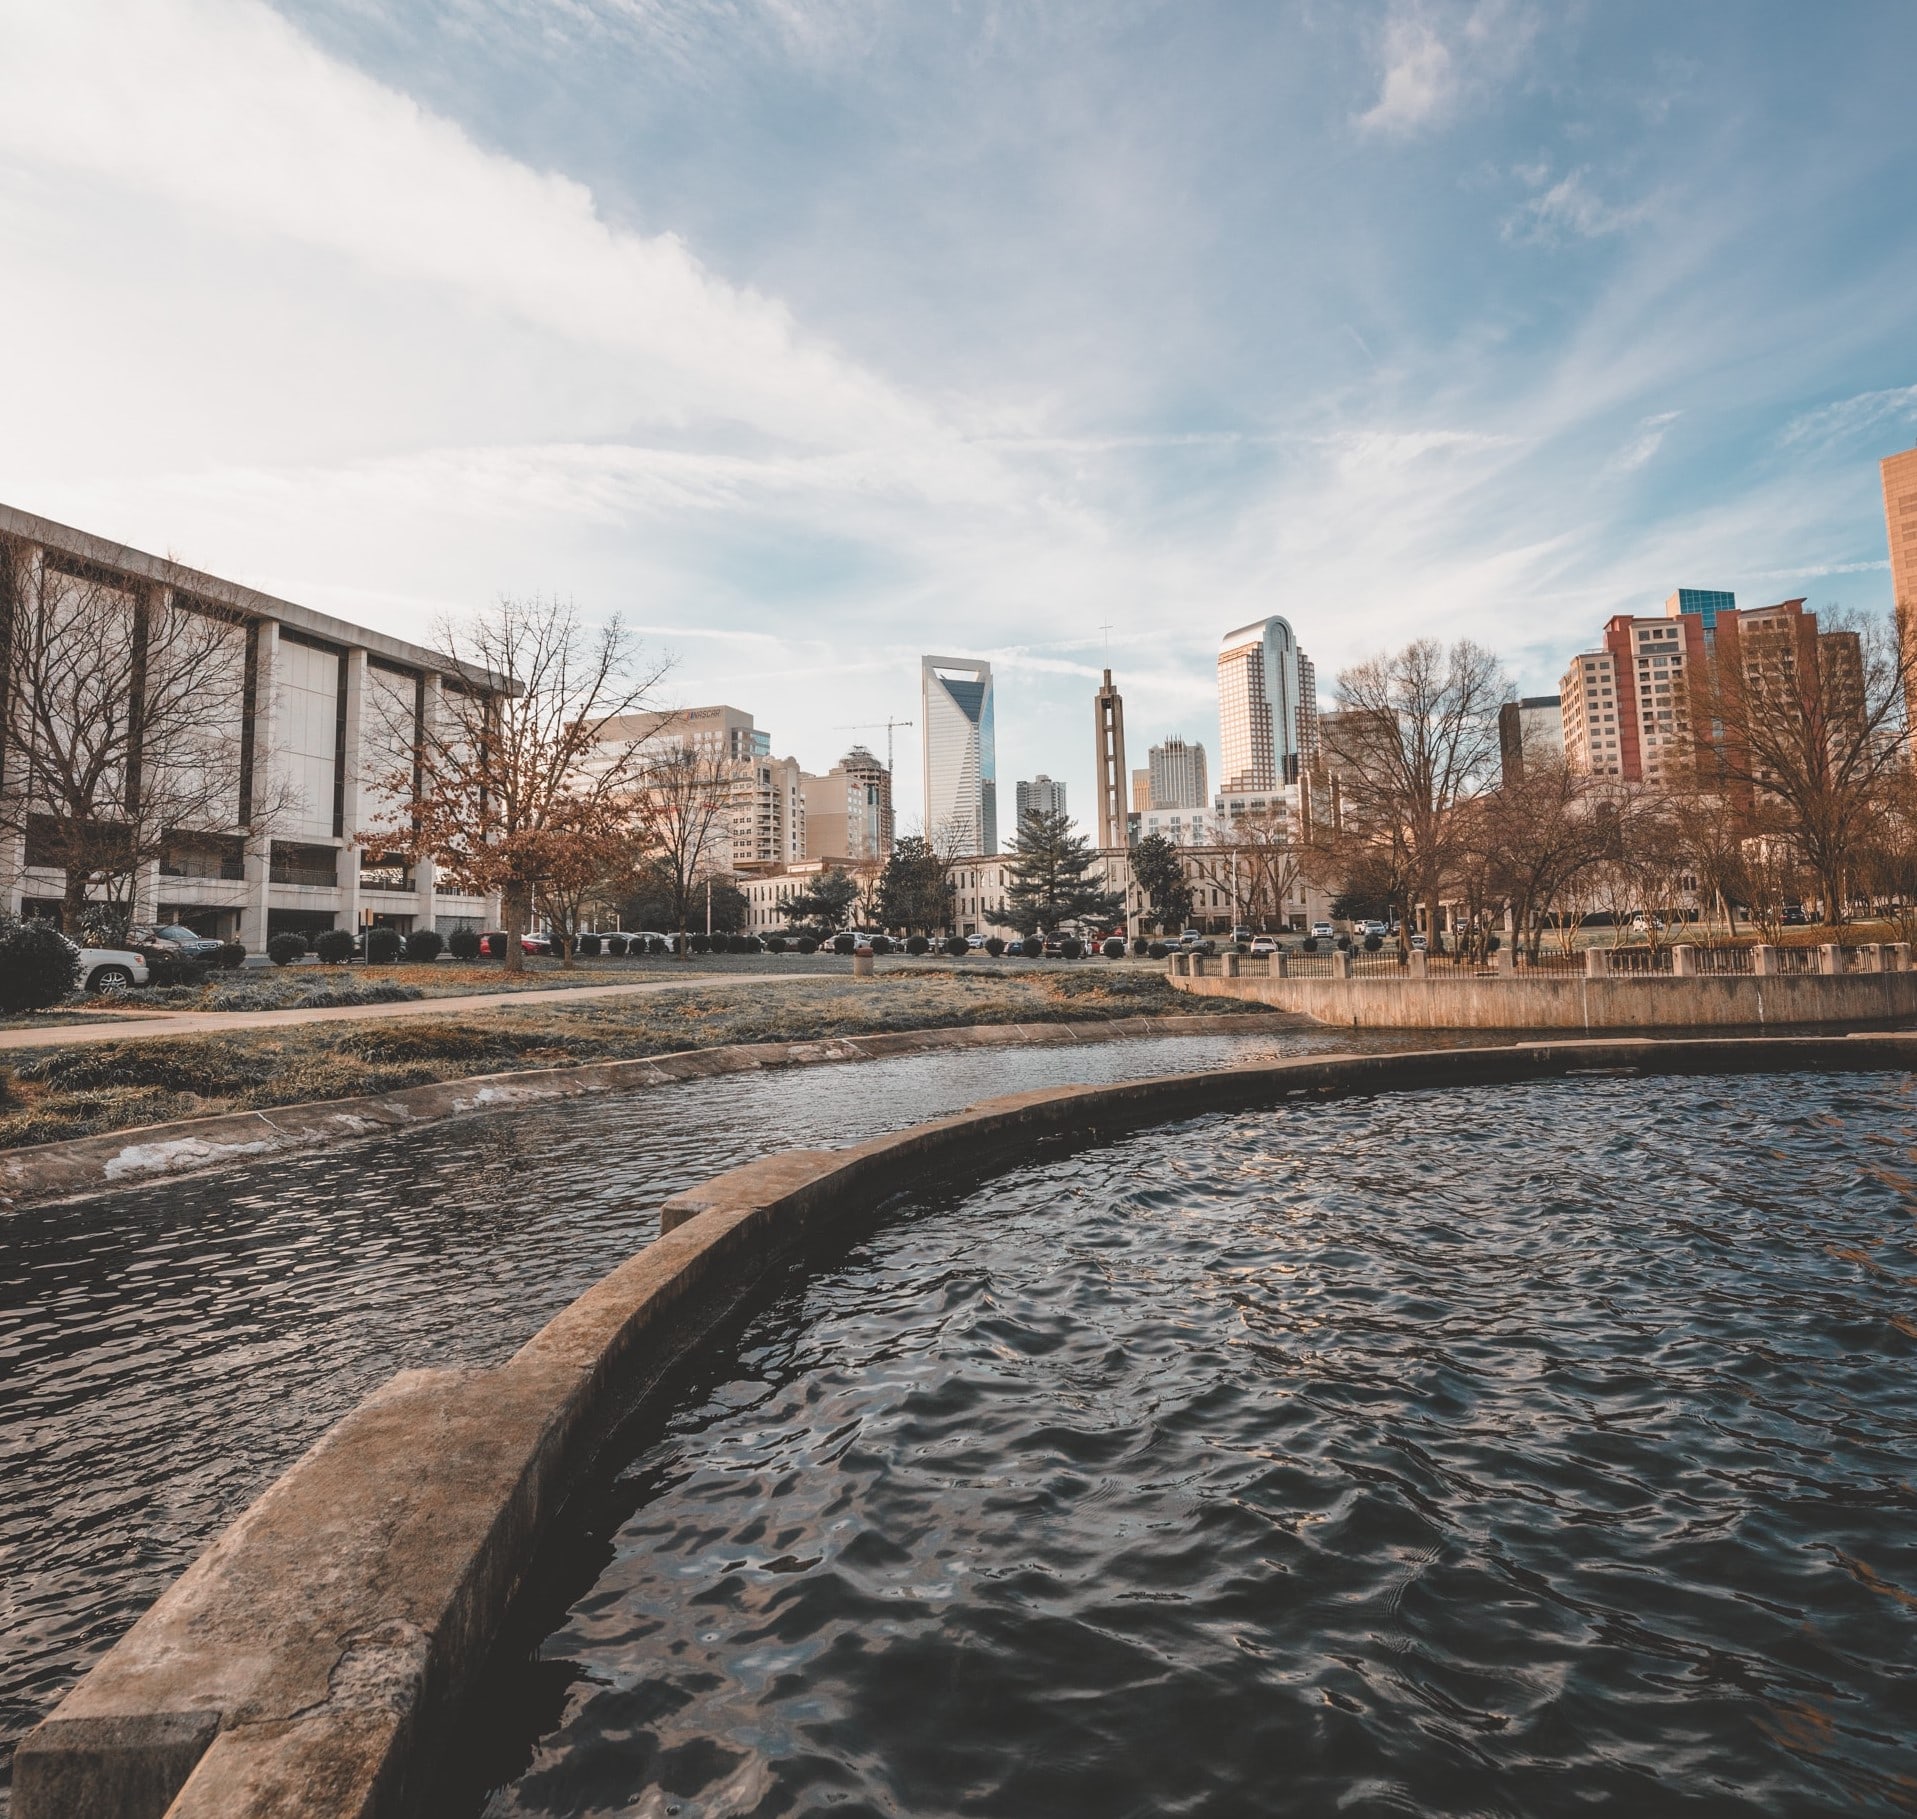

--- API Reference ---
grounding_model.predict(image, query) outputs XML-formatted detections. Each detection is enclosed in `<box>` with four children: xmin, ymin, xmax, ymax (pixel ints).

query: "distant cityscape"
<box><xmin>2</xmin><ymin>442</ymin><xmax>1914</xmax><ymax>947</ymax></box>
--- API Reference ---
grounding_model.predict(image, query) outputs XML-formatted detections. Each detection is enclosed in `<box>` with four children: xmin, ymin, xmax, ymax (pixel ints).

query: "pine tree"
<box><xmin>1004</xmin><ymin>808</ymin><xmax>1124</xmax><ymax>933</ymax></box>
<box><xmin>1130</xmin><ymin>832</ymin><xmax>1192</xmax><ymax>934</ymax></box>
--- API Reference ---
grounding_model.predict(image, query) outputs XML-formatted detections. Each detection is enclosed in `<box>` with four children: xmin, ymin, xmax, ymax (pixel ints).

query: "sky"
<box><xmin>2</xmin><ymin>0</ymin><xmax>1915</xmax><ymax>830</ymax></box>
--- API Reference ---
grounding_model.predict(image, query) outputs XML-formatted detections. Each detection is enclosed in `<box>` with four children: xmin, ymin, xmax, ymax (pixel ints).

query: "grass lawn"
<box><xmin>0</xmin><ymin>968</ymin><xmax>1264</xmax><ymax>1151</ymax></box>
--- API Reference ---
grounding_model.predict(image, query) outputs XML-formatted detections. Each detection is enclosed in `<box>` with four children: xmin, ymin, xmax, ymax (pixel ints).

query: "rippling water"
<box><xmin>480</xmin><ymin>1074</ymin><xmax>1917</xmax><ymax>1818</ymax></box>
<box><xmin>0</xmin><ymin>1028</ymin><xmax>1345</xmax><ymax>1796</ymax></box>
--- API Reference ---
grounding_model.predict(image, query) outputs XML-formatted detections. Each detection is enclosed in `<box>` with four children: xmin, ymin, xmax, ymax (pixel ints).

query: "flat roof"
<box><xmin>0</xmin><ymin>501</ymin><xmax>507</xmax><ymax>691</ymax></box>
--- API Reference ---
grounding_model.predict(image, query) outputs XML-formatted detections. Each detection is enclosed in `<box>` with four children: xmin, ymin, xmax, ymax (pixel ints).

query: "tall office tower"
<box><xmin>1217</xmin><ymin>616</ymin><xmax>1311</xmax><ymax>789</ymax></box>
<box><xmin>801</xmin><ymin>746</ymin><xmax>893</xmax><ymax>862</ymax></box>
<box><xmin>921</xmin><ymin>655</ymin><xmax>997</xmax><ymax>854</ymax></box>
<box><xmin>1148</xmin><ymin>737</ymin><xmax>1209</xmax><ymax>811</ymax></box>
<box><xmin>1886</xmin><ymin>447</ymin><xmax>1917</xmax><ymax>633</ymax></box>
<box><xmin>1498</xmin><ymin>697</ymin><xmax>1564</xmax><ymax>784</ymax></box>
<box><xmin>1015</xmin><ymin>775</ymin><xmax>1067</xmax><ymax>822</ymax></box>
<box><xmin>1296</xmin><ymin>652</ymin><xmax>1319</xmax><ymax>770</ymax></box>
<box><xmin>1131</xmin><ymin>767</ymin><xmax>1153</xmax><ymax>813</ymax></box>
<box><xmin>1093</xmin><ymin>668</ymin><xmax>1128</xmax><ymax>848</ymax></box>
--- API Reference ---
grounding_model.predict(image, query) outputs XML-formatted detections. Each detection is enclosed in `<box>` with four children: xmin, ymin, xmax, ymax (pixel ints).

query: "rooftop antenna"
<box><xmin>835</xmin><ymin>716</ymin><xmax>915</xmax><ymax>776</ymax></box>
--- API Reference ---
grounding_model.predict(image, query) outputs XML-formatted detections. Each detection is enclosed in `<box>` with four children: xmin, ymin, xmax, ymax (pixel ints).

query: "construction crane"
<box><xmin>835</xmin><ymin>717</ymin><xmax>914</xmax><ymax>776</ymax></box>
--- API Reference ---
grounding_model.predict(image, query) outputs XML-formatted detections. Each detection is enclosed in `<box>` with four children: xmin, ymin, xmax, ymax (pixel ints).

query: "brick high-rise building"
<box><xmin>1218</xmin><ymin>616</ymin><xmax>1315</xmax><ymax>789</ymax></box>
<box><xmin>1885</xmin><ymin>446</ymin><xmax>1917</xmax><ymax>633</ymax></box>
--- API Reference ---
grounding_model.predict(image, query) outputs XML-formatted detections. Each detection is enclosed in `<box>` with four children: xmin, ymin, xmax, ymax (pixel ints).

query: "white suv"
<box><xmin>77</xmin><ymin>944</ymin><xmax>151</xmax><ymax>996</ymax></box>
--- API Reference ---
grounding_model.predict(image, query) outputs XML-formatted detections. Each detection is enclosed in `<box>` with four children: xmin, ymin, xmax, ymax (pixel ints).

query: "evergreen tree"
<box><xmin>776</xmin><ymin>866</ymin><xmax>861</xmax><ymax>932</ymax></box>
<box><xmin>1129</xmin><ymin>832</ymin><xmax>1192</xmax><ymax>934</ymax></box>
<box><xmin>876</xmin><ymin>835</ymin><xmax>953</xmax><ymax>933</ymax></box>
<box><xmin>1004</xmin><ymin>808</ymin><xmax>1124</xmax><ymax>933</ymax></box>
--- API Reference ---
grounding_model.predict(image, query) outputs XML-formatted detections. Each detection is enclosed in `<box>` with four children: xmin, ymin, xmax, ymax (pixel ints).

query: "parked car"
<box><xmin>966</xmin><ymin>933</ymin><xmax>987</xmax><ymax>949</ymax></box>
<box><xmin>1230</xmin><ymin>926</ymin><xmax>1254</xmax><ymax>945</ymax></box>
<box><xmin>1249</xmin><ymin>936</ymin><xmax>1279</xmax><ymax>956</ymax></box>
<box><xmin>138</xmin><ymin>922</ymin><xmax>228</xmax><ymax>962</ymax></box>
<box><xmin>1410</xmin><ymin>933</ymin><xmax>1429</xmax><ymax>952</ymax></box>
<box><xmin>1360</xmin><ymin>920</ymin><xmax>1388</xmax><ymax>938</ymax></box>
<box><xmin>77</xmin><ymin>944</ymin><xmax>151</xmax><ymax>996</ymax></box>
<box><xmin>1310</xmin><ymin>922</ymin><xmax>1334</xmax><ymax>940</ymax></box>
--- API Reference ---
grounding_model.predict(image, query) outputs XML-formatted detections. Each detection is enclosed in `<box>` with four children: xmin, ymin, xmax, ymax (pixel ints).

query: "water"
<box><xmin>0</xmin><ymin>1028</ymin><xmax>1358</xmax><ymax>1795</ymax></box>
<box><xmin>479</xmin><ymin>1073</ymin><xmax>1917</xmax><ymax>1818</ymax></box>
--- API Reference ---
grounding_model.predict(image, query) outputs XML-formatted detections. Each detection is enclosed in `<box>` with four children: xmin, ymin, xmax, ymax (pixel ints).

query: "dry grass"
<box><xmin>0</xmin><ymin>970</ymin><xmax>1257</xmax><ymax>1151</ymax></box>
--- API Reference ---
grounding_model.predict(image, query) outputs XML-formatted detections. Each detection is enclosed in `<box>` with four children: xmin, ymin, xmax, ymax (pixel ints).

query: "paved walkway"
<box><xmin>0</xmin><ymin>974</ymin><xmax>819</xmax><ymax>1053</ymax></box>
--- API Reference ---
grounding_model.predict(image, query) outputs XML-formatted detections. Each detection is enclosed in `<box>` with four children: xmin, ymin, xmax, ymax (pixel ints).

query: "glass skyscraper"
<box><xmin>921</xmin><ymin>655</ymin><xmax>997</xmax><ymax>854</ymax></box>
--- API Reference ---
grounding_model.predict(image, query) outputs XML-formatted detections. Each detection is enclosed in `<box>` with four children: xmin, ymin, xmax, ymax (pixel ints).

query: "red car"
<box><xmin>477</xmin><ymin>930</ymin><xmax>552</xmax><ymax>957</ymax></box>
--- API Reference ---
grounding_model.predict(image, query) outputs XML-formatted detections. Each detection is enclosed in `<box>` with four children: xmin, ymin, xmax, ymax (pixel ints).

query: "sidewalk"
<box><xmin>0</xmin><ymin>975</ymin><xmax>814</xmax><ymax>1053</ymax></box>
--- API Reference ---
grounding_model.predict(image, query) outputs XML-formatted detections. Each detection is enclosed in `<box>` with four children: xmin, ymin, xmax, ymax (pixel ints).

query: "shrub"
<box><xmin>313</xmin><ymin>928</ymin><xmax>356</xmax><ymax>965</ymax></box>
<box><xmin>1147</xmin><ymin>941</ymin><xmax>1169</xmax><ymax>960</ymax></box>
<box><xmin>576</xmin><ymin>932</ymin><xmax>603</xmax><ymax>957</ymax></box>
<box><xmin>905</xmin><ymin>934</ymin><xmax>929</xmax><ymax>956</ymax></box>
<box><xmin>1363</xmin><ymin>932</ymin><xmax>1383</xmax><ymax>952</ymax></box>
<box><xmin>0</xmin><ymin>916</ymin><xmax>79</xmax><ymax>1012</ymax></box>
<box><xmin>215</xmin><ymin>941</ymin><xmax>247</xmax><ymax>970</ymax></box>
<box><xmin>648</xmin><ymin>936</ymin><xmax>668</xmax><ymax>956</ymax></box>
<box><xmin>832</xmin><ymin>932</ymin><xmax>856</xmax><ymax>955</ymax></box>
<box><xmin>1131</xmin><ymin>937</ymin><xmax>1150</xmax><ymax>957</ymax></box>
<box><xmin>1102</xmin><ymin>938</ymin><xmax>1125</xmax><ymax>959</ymax></box>
<box><xmin>405</xmin><ymin>928</ymin><xmax>445</xmax><ymax>964</ymax></box>
<box><xmin>944</xmin><ymin>935</ymin><xmax>969</xmax><ymax>957</ymax></box>
<box><xmin>797</xmin><ymin>936</ymin><xmax>819</xmax><ymax>954</ymax></box>
<box><xmin>447</xmin><ymin>928</ymin><xmax>482</xmax><ymax>961</ymax></box>
<box><xmin>267</xmin><ymin>932</ymin><xmax>308</xmax><ymax>966</ymax></box>
<box><xmin>1059</xmin><ymin>937</ymin><xmax>1084</xmax><ymax>959</ymax></box>
<box><xmin>730</xmin><ymin>934</ymin><xmax>755</xmax><ymax>954</ymax></box>
<box><xmin>363</xmin><ymin>926</ymin><xmax>403</xmax><ymax>966</ymax></box>
<box><xmin>1486</xmin><ymin>933</ymin><xmax>1502</xmax><ymax>952</ymax></box>
<box><xmin>606</xmin><ymin>934</ymin><xmax>629</xmax><ymax>957</ymax></box>
<box><xmin>1022</xmin><ymin>936</ymin><xmax>1046</xmax><ymax>958</ymax></box>
<box><xmin>863</xmin><ymin>935</ymin><xmax>887</xmax><ymax>955</ymax></box>
<box><xmin>765</xmin><ymin>935</ymin><xmax>786</xmax><ymax>954</ymax></box>
<box><xmin>1235</xmin><ymin>941</ymin><xmax>1252</xmax><ymax>955</ymax></box>
<box><xmin>984</xmin><ymin>937</ymin><xmax>1006</xmax><ymax>957</ymax></box>
<box><xmin>1336</xmin><ymin>934</ymin><xmax>1352</xmax><ymax>952</ymax></box>
<box><xmin>1301</xmin><ymin>935</ymin><xmax>1319</xmax><ymax>953</ymax></box>
<box><xmin>688</xmin><ymin>933</ymin><xmax>711</xmax><ymax>955</ymax></box>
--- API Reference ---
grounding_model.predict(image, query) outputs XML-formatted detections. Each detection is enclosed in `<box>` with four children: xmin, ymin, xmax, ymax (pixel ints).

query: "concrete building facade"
<box><xmin>1148</xmin><ymin>737</ymin><xmax>1209</xmax><ymax>811</ymax></box>
<box><xmin>0</xmin><ymin>502</ymin><xmax>501</xmax><ymax>946</ymax></box>
<box><xmin>1015</xmin><ymin>775</ymin><xmax>1066</xmax><ymax>823</ymax></box>
<box><xmin>1885</xmin><ymin>446</ymin><xmax>1917</xmax><ymax>647</ymax></box>
<box><xmin>921</xmin><ymin>655</ymin><xmax>997</xmax><ymax>855</ymax></box>
<box><xmin>801</xmin><ymin>746</ymin><xmax>892</xmax><ymax>864</ymax></box>
<box><xmin>1093</xmin><ymin>668</ymin><xmax>1127</xmax><ymax>848</ymax></box>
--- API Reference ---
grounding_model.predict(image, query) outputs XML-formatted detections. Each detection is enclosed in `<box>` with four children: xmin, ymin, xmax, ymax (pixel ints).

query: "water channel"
<box><xmin>1</xmin><ymin>1026</ymin><xmax>1372</xmax><ymax>1804</ymax></box>
<box><xmin>474</xmin><ymin>1071</ymin><xmax>1917</xmax><ymax>1817</ymax></box>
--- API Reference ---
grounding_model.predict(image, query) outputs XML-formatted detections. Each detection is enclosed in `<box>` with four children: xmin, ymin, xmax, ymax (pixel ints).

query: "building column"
<box><xmin>1752</xmin><ymin>943</ymin><xmax>1778</xmax><ymax>977</ymax></box>
<box><xmin>339</xmin><ymin>649</ymin><xmax>367</xmax><ymax>933</ymax></box>
<box><xmin>1670</xmin><ymin>944</ymin><xmax>1696</xmax><ymax>977</ymax></box>
<box><xmin>1584</xmin><ymin>947</ymin><xmax>1609</xmax><ymax>979</ymax></box>
<box><xmin>1819</xmin><ymin>942</ymin><xmax>1844</xmax><ymax>976</ymax></box>
<box><xmin>0</xmin><ymin>540</ymin><xmax>42</xmax><ymax>917</ymax></box>
<box><xmin>241</xmin><ymin>621</ymin><xmax>280</xmax><ymax>952</ymax></box>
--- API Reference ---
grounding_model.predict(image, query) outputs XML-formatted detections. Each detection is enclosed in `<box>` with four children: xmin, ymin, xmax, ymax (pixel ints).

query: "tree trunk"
<box><xmin>61</xmin><ymin>871</ymin><xmax>89</xmax><ymax>938</ymax></box>
<box><xmin>501</xmin><ymin>883</ymin><xmax>529</xmax><ymax>974</ymax></box>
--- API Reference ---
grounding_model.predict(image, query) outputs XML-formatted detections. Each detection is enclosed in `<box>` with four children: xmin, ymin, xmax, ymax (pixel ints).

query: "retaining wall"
<box><xmin>17</xmin><ymin>1033</ymin><xmax>1917</xmax><ymax>1818</ymax></box>
<box><xmin>1170</xmin><ymin>967</ymin><xmax>1917</xmax><ymax>1029</ymax></box>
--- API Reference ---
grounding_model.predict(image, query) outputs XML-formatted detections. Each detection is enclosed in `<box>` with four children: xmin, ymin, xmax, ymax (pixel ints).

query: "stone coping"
<box><xmin>0</xmin><ymin>1012</ymin><xmax>1282</xmax><ymax>1215</ymax></box>
<box><xmin>16</xmin><ymin>1032</ymin><xmax>1914</xmax><ymax>1818</ymax></box>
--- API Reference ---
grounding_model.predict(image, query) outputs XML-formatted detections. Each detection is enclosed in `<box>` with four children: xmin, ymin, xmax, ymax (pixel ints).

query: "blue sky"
<box><xmin>1</xmin><ymin>1</ymin><xmax>1914</xmax><ymax>827</ymax></box>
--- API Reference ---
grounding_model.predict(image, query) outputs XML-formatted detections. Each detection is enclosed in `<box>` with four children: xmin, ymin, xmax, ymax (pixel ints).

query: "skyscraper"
<box><xmin>1148</xmin><ymin>737</ymin><xmax>1208</xmax><ymax>810</ymax></box>
<box><xmin>1217</xmin><ymin>616</ymin><xmax>1312</xmax><ymax>790</ymax></box>
<box><xmin>1885</xmin><ymin>447</ymin><xmax>1917</xmax><ymax>632</ymax></box>
<box><xmin>1015</xmin><ymin>775</ymin><xmax>1066</xmax><ymax>821</ymax></box>
<box><xmin>921</xmin><ymin>655</ymin><xmax>997</xmax><ymax>854</ymax></box>
<box><xmin>1093</xmin><ymin>668</ymin><xmax>1127</xmax><ymax>848</ymax></box>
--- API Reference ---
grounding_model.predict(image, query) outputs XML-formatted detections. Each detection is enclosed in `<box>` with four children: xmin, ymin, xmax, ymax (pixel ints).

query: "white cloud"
<box><xmin>1355</xmin><ymin>0</ymin><xmax>1538</xmax><ymax>137</ymax></box>
<box><xmin>1608</xmin><ymin>410</ymin><xmax>1680</xmax><ymax>473</ymax></box>
<box><xmin>1779</xmin><ymin>384</ymin><xmax>1917</xmax><ymax>447</ymax></box>
<box><xmin>1504</xmin><ymin>167</ymin><xmax>1654</xmax><ymax>243</ymax></box>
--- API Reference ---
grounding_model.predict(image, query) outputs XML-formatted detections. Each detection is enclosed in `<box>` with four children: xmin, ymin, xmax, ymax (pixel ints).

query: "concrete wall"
<box><xmin>1170</xmin><ymin>968</ymin><xmax>1917</xmax><ymax>1030</ymax></box>
<box><xmin>18</xmin><ymin>1032</ymin><xmax>1917</xmax><ymax>1818</ymax></box>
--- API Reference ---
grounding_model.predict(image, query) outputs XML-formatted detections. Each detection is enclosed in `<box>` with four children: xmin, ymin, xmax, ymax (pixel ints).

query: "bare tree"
<box><xmin>630</xmin><ymin>741</ymin><xmax>735</xmax><ymax>957</ymax></box>
<box><xmin>1202</xmin><ymin>805</ymin><xmax>1302</xmax><ymax>933</ymax></box>
<box><xmin>0</xmin><ymin>552</ymin><xmax>292</xmax><ymax>935</ymax></box>
<box><xmin>1686</xmin><ymin>608</ymin><xmax>1911</xmax><ymax>925</ymax></box>
<box><xmin>364</xmin><ymin>595</ymin><xmax>668</xmax><ymax>974</ymax></box>
<box><xmin>1332</xmin><ymin>639</ymin><xmax>1508</xmax><ymax>948</ymax></box>
<box><xmin>1468</xmin><ymin>755</ymin><xmax>1603</xmax><ymax>959</ymax></box>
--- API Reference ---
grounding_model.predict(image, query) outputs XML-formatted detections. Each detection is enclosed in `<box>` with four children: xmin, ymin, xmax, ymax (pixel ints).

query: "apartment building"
<box><xmin>801</xmin><ymin>746</ymin><xmax>892</xmax><ymax>863</ymax></box>
<box><xmin>0</xmin><ymin>502</ymin><xmax>502</xmax><ymax>945</ymax></box>
<box><xmin>1015</xmin><ymin>775</ymin><xmax>1066</xmax><ymax>821</ymax></box>
<box><xmin>1148</xmin><ymin>737</ymin><xmax>1209</xmax><ymax>811</ymax></box>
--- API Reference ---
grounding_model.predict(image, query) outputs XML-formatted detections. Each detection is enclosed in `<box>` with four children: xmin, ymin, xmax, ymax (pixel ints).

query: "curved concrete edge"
<box><xmin>19</xmin><ymin>1032</ymin><xmax>1916</xmax><ymax>1819</ymax></box>
<box><xmin>0</xmin><ymin>1011</ymin><xmax>1283</xmax><ymax>1214</ymax></box>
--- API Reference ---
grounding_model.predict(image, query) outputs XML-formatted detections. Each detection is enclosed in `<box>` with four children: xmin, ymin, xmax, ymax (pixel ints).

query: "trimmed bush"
<box><xmin>605</xmin><ymin>934</ymin><xmax>629</xmax><ymax>956</ymax></box>
<box><xmin>405</xmin><ymin>928</ymin><xmax>445</xmax><ymax>963</ymax></box>
<box><xmin>1060</xmin><ymin>937</ymin><xmax>1084</xmax><ymax>959</ymax></box>
<box><xmin>687</xmin><ymin>933</ymin><xmax>709</xmax><ymax>955</ymax></box>
<box><xmin>267</xmin><ymin>932</ymin><xmax>308</xmax><ymax>967</ymax></box>
<box><xmin>1486</xmin><ymin>933</ymin><xmax>1502</xmax><ymax>952</ymax></box>
<box><xmin>984</xmin><ymin>937</ymin><xmax>1006</xmax><ymax>957</ymax></box>
<box><xmin>1336</xmin><ymin>934</ymin><xmax>1352</xmax><ymax>952</ymax></box>
<box><xmin>1235</xmin><ymin>941</ymin><xmax>1252</xmax><ymax>955</ymax></box>
<box><xmin>576</xmin><ymin>932</ymin><xmax>602</xmax><ymax>957</ymax></box>
<box><xmin>1027</xmin><ymin>937</ymin><xmax>1049</xmax><ymax>958</ymax></box>
<box><xmin>944</xmin><ymin>936</ymin><xmax>969</xmax><ymax>957</ymax></box>
<box><xmin>904</xmin><ymin>934</ymin><xmax>929</xmax><ymax>956</ymax></box>
<box><xmin>215</xmin><ymin>941</ymin><xmax>247</xmax><ymax>969</ymax></box>
<box><xmin>765</xmin><ymin>935</ymin><xmax>787</xmax><ymax>954</ymax></box>
<box><xmin>1102</xmin><ymin>938</ymin><xmax>1125</xmax><ymax>959</ymax></box>
<box><xmin>0</xmin><ymin>916</ymin><xmax>79</xmax><ymax>1012</ymax></box>
<box><xmin>363</xmin><ymin>926</ymin><xmax>403</xmax><ymax>966</ymax></box>
<box><xmin>447</xmin><ymin>928</ymin><xmax>482</xmax><ymax>961</ymax></box>
<box><xmin>1363</xmin><ymin>932</ymin><xmax>1383</xmax><ymax>952</ymax></box>
<box><xmin>1147</xmin><ymin>941</ymin><xmax>1169</xmax><ymax>960</ymax></box>
<box><xmin>832</xmin><ymin>932</ymin><xmax>856</xmax><ymax>955</ymax></box>
<box><xmin>1131</xmin><ymin>937</ymin><xmax>1150</xmax><ymax>957</ymax></box>
<box><xmin>313</xmin><ymin>928</ymin><xmax>356</xmax><ymax>965</ymax></box>
<box><xmin>797</xmin><ymin>936</ymin><xmax>819</xmax><ymax>954</ymax></box>
<box><xmin>1301</xmin><ymin>935</ymin><xmax>1320</xmax><ymax>953</ymax></box>
<box><xmin>725</xmin><ymin>933</ymin><xmax>749</xmax><ymax>954</ymax></box>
